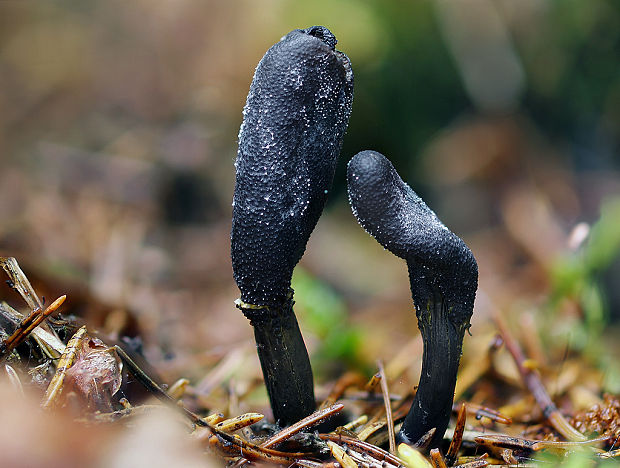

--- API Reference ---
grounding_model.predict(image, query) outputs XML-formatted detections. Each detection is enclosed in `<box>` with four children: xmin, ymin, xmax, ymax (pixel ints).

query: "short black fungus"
<box><xmin>347</xmin><ymin>150</ymin><xmax>478</xmax><ymax>448</ymax></box>
<box><xmin>231</xmin><ymin>26</ymin><xmax>354</xmax><ymax>427</ymax></box>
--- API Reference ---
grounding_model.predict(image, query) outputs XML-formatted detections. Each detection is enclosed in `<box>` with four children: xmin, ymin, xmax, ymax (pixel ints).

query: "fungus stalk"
<box><xmin>231</xmin><ymin>26</ymin><xmax>353</xmax><ymax>426</ymax></box>
<box><xmin>235</xmin><ymin>294</ymin><xmax>314</xmax><ymax>428</ymax></box>
<box><xmin>347</xmin><ymin>150</ymin><xmax>477</xmax><ymax>448</ymax></box>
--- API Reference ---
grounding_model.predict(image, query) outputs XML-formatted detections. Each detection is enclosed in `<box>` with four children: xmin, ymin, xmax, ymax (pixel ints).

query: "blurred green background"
<box><xmin>1</xmin><ymin>0</ymin><xmax>619</xmax><ymax>386</ymax></box>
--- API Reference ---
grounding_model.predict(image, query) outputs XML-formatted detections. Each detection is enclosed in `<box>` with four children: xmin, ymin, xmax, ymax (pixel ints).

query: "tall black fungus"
<box><xmin>347</xmin><ymin>150</ymin><xmax>477</xmax><ymax>448</ymax></box>
<box><xmin>231</xmin><ymin>26</ymin><xmax>353</xmax><ymax>426</ymax></box>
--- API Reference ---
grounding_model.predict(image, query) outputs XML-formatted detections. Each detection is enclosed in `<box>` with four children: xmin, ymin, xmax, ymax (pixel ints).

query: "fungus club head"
<box><xmin>347</xmin><ymin>150</ymin><xmax>477</xmax><ymax>330</ymax></box>
<box><xmin>347</xmin><ymin>150</ymin><xmax>478</xmax><ymax>447</ymax></box>
<box><xmin>231</xmin><ymin>26</ymin><xmax>354</xmax><ymax>308</ymax></box>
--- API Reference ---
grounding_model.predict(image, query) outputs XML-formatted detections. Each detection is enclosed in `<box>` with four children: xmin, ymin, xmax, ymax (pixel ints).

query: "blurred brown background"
<box><xmin>1</xmin><ymin>0</ymin><xmax>619</xmax><ymax>394</ymax></box>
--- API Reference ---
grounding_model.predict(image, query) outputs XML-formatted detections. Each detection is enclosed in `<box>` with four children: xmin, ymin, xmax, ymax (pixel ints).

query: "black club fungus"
<box><xmin>231</xmin><ymin>26</ymin><xmax>353</xmax><ymax>426</ymax></box>
<box><xmin>347</xmin><ymin>150</ymin><xmax>477</xmax><ymax>448</ymax></box>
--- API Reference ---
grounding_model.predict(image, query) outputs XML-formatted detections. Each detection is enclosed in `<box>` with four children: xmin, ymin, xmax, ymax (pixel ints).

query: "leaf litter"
<box><xmin>0</xmin><ymin>255</ymin><xmax>619</xmax><ymax>467</ymax></box>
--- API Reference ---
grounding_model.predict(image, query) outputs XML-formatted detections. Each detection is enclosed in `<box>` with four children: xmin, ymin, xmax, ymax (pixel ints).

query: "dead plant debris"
<box><xmin>0</xmin><ymin>257</ymin><xmax>618</xmax><ymax>466</ymax></box>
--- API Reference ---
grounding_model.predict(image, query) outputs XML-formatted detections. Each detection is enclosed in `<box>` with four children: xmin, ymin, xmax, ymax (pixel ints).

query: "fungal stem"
<box><xmin>237</xmin><ymin>294</ymin><xmax>315</xmax><ymax>427</ymax></box>
<box><xmin>398</xmin><ymin>286</ymin><xmax>465</xmax><ymax>448</ymax></box>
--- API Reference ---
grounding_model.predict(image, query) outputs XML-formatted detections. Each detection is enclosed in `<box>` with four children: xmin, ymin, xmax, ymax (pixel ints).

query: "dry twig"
<box><xmin>1</xmin><ymin>295</ymin><xmax>66</xmax><ymax>361</ymax></box>
<box><xmin>377</xmin><ymin>360</ymin><xmax>396</xmax><ymax>454</ymax></box>
<box><xmin>446</xmin><ymin>403</ymin><xmax>467</xmax><ymax>466</ymax></box>
<box><xmin>493</xmin><ymin>311</ymin><xmax>587</xmax><ymax>442</ymax></box>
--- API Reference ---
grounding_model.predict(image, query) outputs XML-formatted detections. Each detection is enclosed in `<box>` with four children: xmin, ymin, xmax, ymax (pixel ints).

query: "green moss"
<box><xmin>548</xmin><ymin>197</ymin><xmax>620</xmax><ymax>391</ymax></box>
<box><xmin>291</xmin><ymin>268</ymin><xmax>371</xmax><ymax>377</ymax></box>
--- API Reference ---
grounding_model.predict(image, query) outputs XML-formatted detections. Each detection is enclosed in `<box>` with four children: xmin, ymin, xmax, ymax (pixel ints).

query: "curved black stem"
<box><xmin>397</xmin><ymin>285</ymin><xmax>466</xmax><ymax>448</ymax></box>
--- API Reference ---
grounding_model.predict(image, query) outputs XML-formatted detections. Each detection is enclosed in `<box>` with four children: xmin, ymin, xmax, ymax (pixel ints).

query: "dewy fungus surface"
<box><xmin>231</xmin><ymin>26</ymin><xmax>353</xmax><ymax>426</ymax></box>
<box><xmin>232</xmin><ymin>26</ymin><xmax>353</xmax><ymax>307</ymax></box>
<box><xmin>347</xmin><ymin>150</ymin><xmax>478</xmax><ymax>448</ymax></box>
